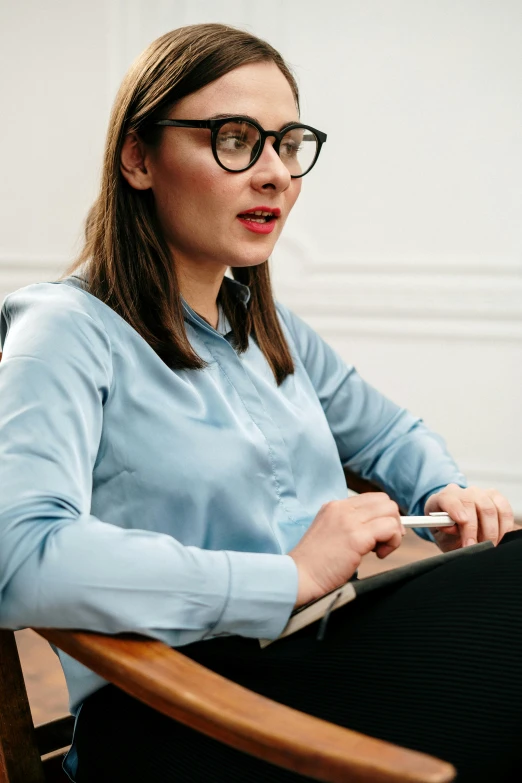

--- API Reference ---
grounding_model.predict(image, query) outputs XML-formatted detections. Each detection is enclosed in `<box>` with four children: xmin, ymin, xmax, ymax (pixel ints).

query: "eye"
<box><xmin>280</xmin><ymin>129</ymin><xmax>304</xmax><ymax>159</ymax></box>
<box><xmin>215</xmin><ymin>122</ymin><xmax>258</xmax><ymax>155</ymax></box>
<box><xmin>216</xmin><ymin>133</ymin><xmax>250</xmax><ymax>152</ymax></box>
<box><xmin>280</xmin><ymin>139</ymin><xmax>301</xmax><ymax>158</ymax></box>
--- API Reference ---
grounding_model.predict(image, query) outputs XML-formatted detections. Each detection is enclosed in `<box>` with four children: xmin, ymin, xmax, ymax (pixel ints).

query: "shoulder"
<box><xmin>2</xmin><ymin>278</ymin><xmax>103</xmax><ymax>325</ymax></box>
<box><xmin>1</xmin><ymin>280</ymin><xmax>112</xmax><ymax>369</ymax></box>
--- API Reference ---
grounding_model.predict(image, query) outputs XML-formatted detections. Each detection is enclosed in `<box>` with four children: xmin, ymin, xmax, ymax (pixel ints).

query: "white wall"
<box><xmin>1</xmin><ymin>0</ymin><xmax>521</xmax><ymax>513</ymax></box>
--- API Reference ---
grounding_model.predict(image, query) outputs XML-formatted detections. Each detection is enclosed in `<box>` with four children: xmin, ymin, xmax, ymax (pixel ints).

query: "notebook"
<box><xmin>259</xmin><ymin>540</ymin><xmax>494</xmax><ymax>648</ymax></box>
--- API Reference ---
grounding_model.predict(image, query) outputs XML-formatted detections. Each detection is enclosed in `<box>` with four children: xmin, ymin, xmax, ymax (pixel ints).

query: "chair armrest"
<box><xmin>35</xmin><ymin>629</ymin><xmax>455</xmax><ymax>783</ymax></box>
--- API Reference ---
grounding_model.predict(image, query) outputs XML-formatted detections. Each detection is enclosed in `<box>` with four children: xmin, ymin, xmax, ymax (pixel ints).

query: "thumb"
<box><xmin>374</xmin><ymin>542</ymin><xmax>397</xmax><ymax>559</ymax></box>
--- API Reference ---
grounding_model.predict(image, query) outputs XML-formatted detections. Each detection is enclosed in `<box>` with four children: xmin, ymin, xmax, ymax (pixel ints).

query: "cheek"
<box><xmin>155</xmin><ymin>154</ymin><xmax>235</xmax><ymax>221</ymax></box>
<box><xmin>152</xmin><ymin>167</ymin><xmax>218</xmax><ymax>229</ymax></box>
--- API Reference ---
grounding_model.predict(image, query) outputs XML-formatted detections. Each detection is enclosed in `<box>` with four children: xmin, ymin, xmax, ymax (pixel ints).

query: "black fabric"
<box><xmin>74</xmin><ymin>531</ymin><xmax>522</xmax><ymax>783</ymax></box>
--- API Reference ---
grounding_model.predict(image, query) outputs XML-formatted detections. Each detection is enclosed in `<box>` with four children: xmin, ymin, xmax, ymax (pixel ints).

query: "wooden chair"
<box><xmin>0</xmin><ymin>346</ymin><xmax>456</xmax><ymax>783</ymax></box>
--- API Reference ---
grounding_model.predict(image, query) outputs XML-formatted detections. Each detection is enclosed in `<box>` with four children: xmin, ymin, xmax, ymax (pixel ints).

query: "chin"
<box><xmin>229</xmin><ymin>242</ymin><xmax>278</xmax><ymax>269</ymax></box>
<box><xmin>229</xmin><ymin>256</ymin><xmax>271</xmax><ymax>269</ymax></box>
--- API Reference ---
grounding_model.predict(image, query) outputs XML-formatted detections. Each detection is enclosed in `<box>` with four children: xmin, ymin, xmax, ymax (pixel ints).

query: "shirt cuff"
<box><xmin>212</xmin><ymin>551</ymin><xmax>298</xmax><ymax>640</ymax></box>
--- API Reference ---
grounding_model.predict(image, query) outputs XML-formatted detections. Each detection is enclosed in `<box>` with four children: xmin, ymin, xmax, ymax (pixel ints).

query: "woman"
<box><xmin>0</xmin><ymin>22</ymin><xmax>520</xmax><ymax>783</ymax></box>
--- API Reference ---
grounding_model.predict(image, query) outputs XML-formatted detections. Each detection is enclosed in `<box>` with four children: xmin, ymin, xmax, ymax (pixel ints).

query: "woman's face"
<box><xmin>132</xmin><ymin>61</ymin><xmax>302</xmax><ymax>272</ymax></box>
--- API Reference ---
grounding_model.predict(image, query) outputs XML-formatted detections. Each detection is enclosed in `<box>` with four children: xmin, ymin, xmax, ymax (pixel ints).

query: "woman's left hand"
<box><xmin>424</xmin><ymin>483</ymin><xmax>516</xmax><ymax>553</ymax></box>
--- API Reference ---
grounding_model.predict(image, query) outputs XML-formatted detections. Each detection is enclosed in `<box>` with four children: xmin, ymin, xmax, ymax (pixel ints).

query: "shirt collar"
<box><xmin>182</xmin><ymin>276</ymin><xmax>250</xmax><ymax>336</ymax></box>
<box><xmin>222</xmin><ymin>276</ymin><xmax>251</xmax><ymax>305</ymax></box>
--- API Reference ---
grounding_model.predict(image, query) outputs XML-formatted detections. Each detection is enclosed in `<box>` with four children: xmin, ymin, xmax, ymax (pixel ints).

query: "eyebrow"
<box><xmin>208</xmin><ymin>113</ymin><xmax>300</xmax><ymax>128</ymax></box>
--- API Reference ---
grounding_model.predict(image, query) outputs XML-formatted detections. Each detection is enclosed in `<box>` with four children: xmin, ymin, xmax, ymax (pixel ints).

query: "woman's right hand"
<box><xmin>289</xmin><ymin>493</ymin><xmax>404</xmax><ymax>608</ymax></box>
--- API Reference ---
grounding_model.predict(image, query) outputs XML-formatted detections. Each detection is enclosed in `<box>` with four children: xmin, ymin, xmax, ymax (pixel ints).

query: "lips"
<box><xmin>236</xmin><ymin>206</ymin><xmax>281</xmax><ymax>235</ymax></box>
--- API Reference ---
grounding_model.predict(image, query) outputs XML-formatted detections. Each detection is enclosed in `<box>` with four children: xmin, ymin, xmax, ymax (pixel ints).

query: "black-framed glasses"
<box><xmin>154</xmin><ymin>116</ymin><xmax>327</xmax><ymax>178</ymax></box>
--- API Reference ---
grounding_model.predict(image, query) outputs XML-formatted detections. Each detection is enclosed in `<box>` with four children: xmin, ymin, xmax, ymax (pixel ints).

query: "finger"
<box><xmin>366</xmin><ymin>516</ymin><xmax>403</xmax><ymax>558</ymax></box>
<box><xmin>487</xmin><ymin>490</ymin><xmax>516</xmax><ymax>542</ymax></box>
<box><xmin>459</xmin><ymin>499</ymin><xmax>480</xmax><ymax>547</ymax></box>
<box><xmin>347</xmin><ymin>494</ymin><xmax>401</xmax><ymax>524</ymax></box>
<box><xmin>474</xmin><ymin>492</ymin><xmax>500</xmax><ymax>545</ymax></box>
<box><xmin>440</xmin><ymin>496</ymin><xmax>479</xmax><ymax>547</ymax></box>
<box><xmin>427</xmin><ymin>491</ymin><xmax>469</xmax><ymax>526</ymax></box>
<box><xmin>354</xmin><ymin>517</ymin><xmax>401</xmax><ymax>558</ymax></box>
<box><xmin>424</xmin><ymin>484</ymin><xmax>463</xmax><ymax>517</ymax></box>
<box><xmin>374</xmin><ymin>542</ymin><xmax>398</xmax><ymax>559</ymax></box>
<box><xmin>430</xmin><ymin>495</ymin><xmax>478</xmax><ymax>547</ymax></box>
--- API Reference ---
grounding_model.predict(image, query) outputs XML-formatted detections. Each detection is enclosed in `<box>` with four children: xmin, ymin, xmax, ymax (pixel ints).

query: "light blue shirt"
<box><xmin>0</xmin><ymin>276</ymin><xmax>466</xmax><ymax>715</ymax></box>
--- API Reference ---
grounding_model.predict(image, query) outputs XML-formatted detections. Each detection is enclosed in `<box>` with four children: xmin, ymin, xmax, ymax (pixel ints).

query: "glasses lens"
<box><xmin>279</xmin><ymin>126</ymin><xmax>319</xmax><ymax>177</ymax></box>
<box><xmin>215</xmin><ymin>120</ymin><xmax>261</xmax><ymax>171</ymax></box>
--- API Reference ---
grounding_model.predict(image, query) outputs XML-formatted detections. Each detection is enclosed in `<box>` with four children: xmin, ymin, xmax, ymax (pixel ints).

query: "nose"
<box><xmin>249</xmin><ymin>136</ymin><xmax>292</xmax><ymax>193</ymax></box>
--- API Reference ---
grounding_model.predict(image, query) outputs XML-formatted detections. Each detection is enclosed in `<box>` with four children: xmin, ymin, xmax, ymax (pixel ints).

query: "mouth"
<box><xmin>236</xmin><ymin>207</ymin><xmax>281</xmax><ymax>235</ymax></box>
<box><xmin>236</xmin><ymin>207</ymin><xmax>281</xmax><ymax>224</ymax></box>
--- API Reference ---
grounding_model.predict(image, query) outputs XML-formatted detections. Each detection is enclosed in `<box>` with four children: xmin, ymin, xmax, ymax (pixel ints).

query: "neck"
<box><xmin>175</xmin><ymin>257</ymin><xmax>227</xmax><ymax>330</ymax></box>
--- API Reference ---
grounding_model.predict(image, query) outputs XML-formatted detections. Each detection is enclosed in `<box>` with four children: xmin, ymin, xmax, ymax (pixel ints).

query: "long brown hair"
<box><xmin>66</xmin><ymin>23</ymin><xmax>298</xmax><ymax>384</ymax></box>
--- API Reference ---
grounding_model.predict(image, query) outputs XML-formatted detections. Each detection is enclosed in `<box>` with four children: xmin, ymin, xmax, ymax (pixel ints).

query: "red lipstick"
<box><xmin>237</xmin><ymin>206</ymin><xmax>281</xmax><ymax>235</ymax></box>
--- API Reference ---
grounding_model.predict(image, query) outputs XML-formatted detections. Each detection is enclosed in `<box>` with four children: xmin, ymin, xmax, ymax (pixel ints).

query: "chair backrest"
<box><xmin>0</xmin><ymin>630</ymin><xmax>74</xmax><ymax>783</ymax></box>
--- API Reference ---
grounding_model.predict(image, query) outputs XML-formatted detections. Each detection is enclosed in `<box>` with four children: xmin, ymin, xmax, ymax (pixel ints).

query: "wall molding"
<box><xmin>276</xmin><ymin>267</ymin><xmax>522</xmax><ymax>339</ymax></box>
<box><xmin>0</xmin><ymin>255</ymin><xmax>69</xmax><ymax>270</ymax></box>
<box><xmin>274</xmin><ymin>237</ymin><xmax>522</xmax><ymax>335</ymax></box>
<box><xmin>0</xmin><ymin>257</ymin><xmax>66</xmax><ymax>302</ymax></box>
<box><xmin>303</xmin><ymin>257</ymin><xmax>522</xmax><ymax>278</ymax></box>
<box><xmin>274</xmin><ymin>235</ymin><xmax>522</xmax><ymax>332</ymax></box>
<box><xmin>279</xmin><ymin>282</ymin><xmax>522</xmax><ymax>321</ymax></box>
<box><xmin>300</xmin><ymin>315</ymin><xmax>522</xmax><ymax>342</ymax></box>
<box><xmin>275</xmin><ymin>235</ymin><xmax>522</xmax><ymax>275</ymax></box>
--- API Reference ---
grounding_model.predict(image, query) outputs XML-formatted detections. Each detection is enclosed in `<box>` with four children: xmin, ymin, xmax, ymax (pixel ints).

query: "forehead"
<box><xmin>171</xmin><ymin>61</ymin><xmax>299</xmax><ymax>125</ymax></box>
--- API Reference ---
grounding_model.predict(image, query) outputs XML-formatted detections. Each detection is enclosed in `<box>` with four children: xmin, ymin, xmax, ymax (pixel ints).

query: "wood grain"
<box><xmin>0</xmin><ymin>631</ymin><xmax>45</xmax><ymax>783</ymax></box>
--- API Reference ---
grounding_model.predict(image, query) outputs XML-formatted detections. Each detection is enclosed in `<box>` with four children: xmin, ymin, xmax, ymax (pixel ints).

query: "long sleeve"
<box><xmin>0</xmin><ymin>285</ymin><xmax>297</xmax><ymax>644</ymax></box>
<box><xmin>277</xmin><ymin>303</ymin><xmax>467</xmax><ymax>539</ymax></box>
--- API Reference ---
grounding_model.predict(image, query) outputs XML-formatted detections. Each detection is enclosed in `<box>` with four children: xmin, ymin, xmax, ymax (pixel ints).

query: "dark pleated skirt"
<box><xmin>74</xmin><ymin>531</ymin><xmax>522</xmax><ymax>783</ymax></box>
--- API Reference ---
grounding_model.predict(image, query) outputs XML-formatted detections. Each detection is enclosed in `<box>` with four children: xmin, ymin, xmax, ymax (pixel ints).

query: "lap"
<box><xmin>75</xmin><ymin>533</ymin><xmax>522</xmax><ymax>783</ymax></box>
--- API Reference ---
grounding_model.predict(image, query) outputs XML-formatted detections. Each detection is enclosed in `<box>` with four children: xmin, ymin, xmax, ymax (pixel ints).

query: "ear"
<box><xmin>120</xmin><ymin>133</ymin><xmax>153</xmax><ymax>190</ymax></box>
